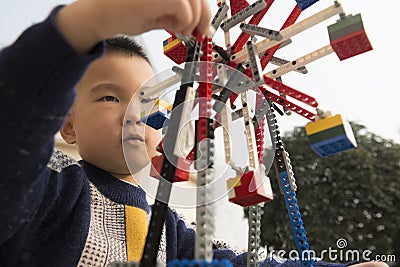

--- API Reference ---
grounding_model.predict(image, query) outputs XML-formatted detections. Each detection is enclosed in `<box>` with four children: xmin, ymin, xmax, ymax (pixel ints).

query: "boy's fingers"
<box><xmin>184</xmin><ymin>0</ymin><xmax>202</xmax><ymax>36</ymax></box>
<box><xmin>161</xmin><ymin>0</ymin><xmax>210</xmax><ymax>38</ymax></box>
<box><xmin>160</xmin><ymin>0</ymin><xmax>193</xmax><ymax>34</ymax></box>
<box><xmin>195</xmin><ymin>0</ymin><xmax>211</xmax><ymax>37</ymax></box>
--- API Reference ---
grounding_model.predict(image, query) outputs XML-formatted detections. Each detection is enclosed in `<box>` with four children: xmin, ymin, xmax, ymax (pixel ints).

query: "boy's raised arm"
<box><xmin>0</xmin><ymin>0</ymin><xmax>210</xmax><ymax>244</ymax></box>
<box><xmin>56</xmin><ymin>0</ymin><xmax>211</xmax><ymax>53</ymax></box>
<box><xmin>0</xmin><ymin>6</ymin><xmax>104</xmax><ymax>244</ymax></box>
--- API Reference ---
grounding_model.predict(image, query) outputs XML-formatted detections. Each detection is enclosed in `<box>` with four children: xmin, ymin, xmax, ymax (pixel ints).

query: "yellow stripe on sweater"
<box><xmin>125</xmin><ymin>206</ymin><xmax>148</xmax><ymax>262</ymax></box>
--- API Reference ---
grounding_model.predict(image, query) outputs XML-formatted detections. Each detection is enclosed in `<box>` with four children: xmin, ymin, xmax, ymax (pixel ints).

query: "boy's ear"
<box><xmin>60</xmin><ymin>115</ymin><xmax>77</xmax><ymax>144</ymax></box>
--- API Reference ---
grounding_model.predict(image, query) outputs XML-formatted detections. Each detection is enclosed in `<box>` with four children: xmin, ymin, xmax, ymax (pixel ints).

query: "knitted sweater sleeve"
<box><xmin>167</xmin><ymin>209</ymin><xmax>237</xmax><ymax>262</ymax></box>
<box><xmin>0</xmin><ymin>7</ymin><xmax>103</xmax><ymax>245</ymax></box>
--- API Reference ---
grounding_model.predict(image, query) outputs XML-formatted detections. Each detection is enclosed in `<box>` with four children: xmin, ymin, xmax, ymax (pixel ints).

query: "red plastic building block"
<box><xmin>328</xmin><ymin>14</ymin><xmax>372</xmax><ymax>61</ymax></box>
<box><xmin>150</xmin><ymin>155</ymin><xmax>190</xmax><ymax>182</ymax></box>
<box><xmin>227</xmin><ymin>170</ymin><xmax>273</xmax><ymax>207</ymax></box>
<box><xmin>260</xmin><ymin>5</ymin><xmax>302</xmax><ymax>69</ymax></box>
<box><xmin>255</xmin><ymin>94</ymin><xmax>265</xmax><ymax>164</ymax></box>
<box><xmin>163</xmin><ymin>35</ymin><xmax>188</xmax><ymax>64</ymax></box>
<box><xmin>330</xmin><ymin>29</ymin><xmax>372</xmax><ymax>61</ymax></box>
<box><xmin>231</xmin><ymin>0</ymin><xmax>274</xmax><ymax>54</ymax></box>
<box><xmin>263</xmin><ymin>76</ymin><xmax>318</xmax><ymax>107</ymax></box>
<box><xmin>260</xmin><ymin>86</ymin><xmax>316</xmax><ymax>121</ymax></box>
<box><xmin>230</xmin><ymin>0</ymin><xmax>250</xmax><ymax>16</ymax></box>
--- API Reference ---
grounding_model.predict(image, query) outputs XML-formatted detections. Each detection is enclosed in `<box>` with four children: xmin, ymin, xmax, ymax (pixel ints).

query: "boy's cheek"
<box><xmin>146</xmin><ymin>128</ymin><xmax>162</xmax><ymax>142</ymax></box>
<box><xmin>147</xmin><ymin>130</ymin><xmax>162</xmax><ymax>152</ymax></box>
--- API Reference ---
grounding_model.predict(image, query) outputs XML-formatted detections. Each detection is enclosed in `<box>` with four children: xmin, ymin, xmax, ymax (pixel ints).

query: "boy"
<box><xmin>0</xmin><ymin>0</ymin><xmax>389</xmax><ymax>266</ymax></box>
<box><xmin>0</xmin><ymin>0</ymin><xmax>212</xmax><ymax>266</ymax></box>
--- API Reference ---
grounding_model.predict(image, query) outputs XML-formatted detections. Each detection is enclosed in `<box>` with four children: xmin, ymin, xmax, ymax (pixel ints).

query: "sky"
<box><xmin>1</xmin><ymin>0</ymin><xmax>399</xmax><ymax>251</ymax></box>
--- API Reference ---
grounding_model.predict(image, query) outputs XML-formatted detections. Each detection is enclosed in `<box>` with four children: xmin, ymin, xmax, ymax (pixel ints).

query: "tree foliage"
<box><xmin>257</xmin><ymin>122</ymin><xmax>400</xmax><ymax>262</ymax></box>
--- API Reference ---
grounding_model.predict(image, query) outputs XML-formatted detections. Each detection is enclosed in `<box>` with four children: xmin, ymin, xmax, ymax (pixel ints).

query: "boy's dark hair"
<box><xmin>105</xmin><ymin>36</ymin><xmax>151</xmax><ymax>66</ymax></box>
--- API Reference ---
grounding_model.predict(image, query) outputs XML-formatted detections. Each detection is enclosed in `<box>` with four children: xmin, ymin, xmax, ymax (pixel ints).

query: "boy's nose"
<box><xmin>124</xmin><ymin>105</ymin><xmax>144</xmax><ymax>126</ymax></box>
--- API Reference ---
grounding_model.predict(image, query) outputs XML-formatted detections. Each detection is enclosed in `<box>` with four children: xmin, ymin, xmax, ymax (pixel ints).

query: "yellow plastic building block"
<box><xmin>305</xmin><ymin>114</ymin><xmax>344</xmax><ymax>135</ymax></box>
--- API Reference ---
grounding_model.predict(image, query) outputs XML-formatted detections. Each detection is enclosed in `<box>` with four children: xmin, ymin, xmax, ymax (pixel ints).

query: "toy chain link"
<box><xmin>267</xmin><ymin>105</ymin><xmax>313</xmax><ymax>267</ymax></box>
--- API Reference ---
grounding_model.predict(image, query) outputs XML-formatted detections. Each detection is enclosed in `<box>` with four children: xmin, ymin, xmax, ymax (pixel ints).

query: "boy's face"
<box><xmin>62</xmin><ymin>52</ymin><xmax>161</xmax><ymax>180</ymax></box>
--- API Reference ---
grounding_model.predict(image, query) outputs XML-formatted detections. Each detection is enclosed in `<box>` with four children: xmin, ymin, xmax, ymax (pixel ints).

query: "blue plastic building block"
<box><xmin>306</xmin><ymin>114</ymin><xmax>357</xmax><ymax>157</ymax></box>
<box><xmin>310</xmin><ymin>134</ymin><xmax>356</xmax><ymax>157</ymax></box>
<box><xmin>295</xmin><ymin>0</ymin><xmax>320</xmax><ymax>10</ymax></box>
<box><xmin>140</xmin><ymin>98</ymin><xmax>172</xmax><ymax>130</ymax></box>
<box><xmin>278</xmin><ymin>171</ymin><xmax>313</xmax><ymax>267</ymax></box>
<box><xmin>140</xmin><ymin>111</ymin><xmax>170</xmax><ymax>130</ymax></box>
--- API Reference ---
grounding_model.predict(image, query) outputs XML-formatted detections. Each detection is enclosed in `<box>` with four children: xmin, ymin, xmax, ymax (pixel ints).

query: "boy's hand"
<box><xmin>57</xmin><ymin>0</ymin><xmax>211</xmax><ymax>53</ymax></box>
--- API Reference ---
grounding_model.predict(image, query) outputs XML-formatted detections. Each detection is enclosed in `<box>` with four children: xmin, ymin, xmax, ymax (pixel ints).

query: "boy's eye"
<box><xmin>99</xmin><ymin>96</ymin><xmax>119</xmax><ymax>102</ymax></box>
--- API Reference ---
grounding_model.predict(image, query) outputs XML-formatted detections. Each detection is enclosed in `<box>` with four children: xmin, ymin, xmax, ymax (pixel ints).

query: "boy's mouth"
<box><xmin>123</xmin><ymin>133</ymin><xmax>145</xmax><ymax>145</ymax></box>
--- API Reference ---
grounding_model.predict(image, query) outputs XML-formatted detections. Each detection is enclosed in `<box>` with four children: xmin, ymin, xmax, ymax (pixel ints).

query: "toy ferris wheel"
<box><xmin>116</xmin><ymin>0</ymin><xmax>372</xmax><ymax>266</ymax></box>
